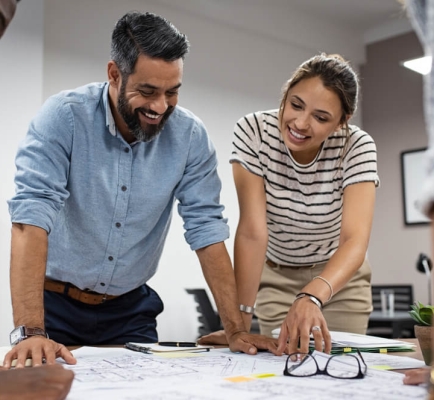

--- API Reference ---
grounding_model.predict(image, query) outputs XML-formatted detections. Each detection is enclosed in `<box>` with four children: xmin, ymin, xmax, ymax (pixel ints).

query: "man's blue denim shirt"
<box><xmin>8</xmin><ymin>82</ymin><xmax>229</xmax><ymax>295</ymax></box>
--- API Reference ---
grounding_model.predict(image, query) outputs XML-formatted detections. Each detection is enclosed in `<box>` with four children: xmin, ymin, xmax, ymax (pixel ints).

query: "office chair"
<box><xmin>186</xmin><ymin>288</ymin><xmax>222</xmax><ymax>337</ymax></box>
<box><xmin>370</xmin><ymin>284</ymin><xmax>414</xmax><ymax>312</ymax></box>
<box><xmin>367</xmin><ymin>284</ymin><xmax>414</xmax><ymax>338</ymax></box>
<box><xmin>185</xmin><ymin>288</ymin><xmax>260</xmax><ymax>338</ymax></box>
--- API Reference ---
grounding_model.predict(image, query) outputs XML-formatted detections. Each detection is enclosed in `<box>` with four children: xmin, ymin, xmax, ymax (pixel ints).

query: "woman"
<box><xmin>201</xmin><ymin>53</ymin><xmax>379</xmax><ymax>354</ymax></box>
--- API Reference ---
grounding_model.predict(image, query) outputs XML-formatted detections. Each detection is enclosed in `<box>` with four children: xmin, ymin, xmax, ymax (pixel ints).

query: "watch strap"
<box><xmin>10</xmin><ymin>325</ymin><xmax>48</xmax><ymax>346</ymax></box>
<box><xmin>25</xmin><ymin>327</ymin><xmax>48</xmax><ymax>338</ymax></box>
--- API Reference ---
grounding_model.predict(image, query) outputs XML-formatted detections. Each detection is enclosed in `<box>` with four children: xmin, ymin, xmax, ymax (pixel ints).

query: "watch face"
<box><xmin>10</xmin><ymin>326</ymin><xmax>25</xmax><ymax>345</ymax></box>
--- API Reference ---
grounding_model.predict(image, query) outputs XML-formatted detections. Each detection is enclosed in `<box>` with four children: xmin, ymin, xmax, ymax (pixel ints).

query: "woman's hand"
<box><xmin>403</xmin><ymin>367</ymin><xmax>429</xmax><ymax>385</ymax></box>
<box><xmin>277</xmin><ymin>296</ymin><xmax>332</xmax><ymax>354</ymax></box>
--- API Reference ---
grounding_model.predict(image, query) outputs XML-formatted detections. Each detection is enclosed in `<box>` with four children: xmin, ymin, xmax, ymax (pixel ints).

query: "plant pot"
<box><xmin>414</xmin><ymin>324</ymin><xmax>433</xmax><ymax>365</ymax></box>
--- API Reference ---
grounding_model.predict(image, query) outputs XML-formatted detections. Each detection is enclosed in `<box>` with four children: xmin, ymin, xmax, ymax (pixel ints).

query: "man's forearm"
<box><xmin>196</xmin><ymin>242</ymin><xmax>246</xmax><ymax>337</ymax></box>
<box><xmin>233</xmin><ymin>233</ymin><xmax>267</xmax><ymax>332</ymax></box>
<box><xmin>10</xmin><ymin>223</ymin><xmax>48</xmax><ymax>327</ymax></box>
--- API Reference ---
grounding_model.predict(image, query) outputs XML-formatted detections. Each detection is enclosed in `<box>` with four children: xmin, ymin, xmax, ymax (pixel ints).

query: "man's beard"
<box><xmin>117</xmin><ymin>83</ymin><xmax>174</xmax><ymax>142</ymax></box>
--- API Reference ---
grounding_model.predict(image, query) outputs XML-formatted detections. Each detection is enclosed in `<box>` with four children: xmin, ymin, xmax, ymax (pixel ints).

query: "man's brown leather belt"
<box><xmin>266</xmin><ymin>259</ymin><xmax>316</xmax><ymax>269</ymax></box>
<box><xmin>44</xmin><ymin>279</ymin><xmax>119</xmax><ymax>305</ymax></box>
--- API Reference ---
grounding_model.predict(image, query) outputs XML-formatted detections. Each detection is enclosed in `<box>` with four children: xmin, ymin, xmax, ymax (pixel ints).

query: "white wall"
<box><xmin>361</xmin><ymin>32</ymin><xmax>431</xmax><ymax>306</ymax></box>
<box><xmin>0</xmin><ymin>0</ymin><xmax>385</xmax><ymax>345</ymax></box>
<box><xmin>0</xmin><ymin>0</ymin><xmax>44</xmax><ymax>345</ymax></box>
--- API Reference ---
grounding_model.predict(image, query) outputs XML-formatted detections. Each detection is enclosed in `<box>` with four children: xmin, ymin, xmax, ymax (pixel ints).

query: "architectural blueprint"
<box><xmin>63</xmin><ymin>347</ymin><xmax>427</xmax><ymax>399</ymax></box>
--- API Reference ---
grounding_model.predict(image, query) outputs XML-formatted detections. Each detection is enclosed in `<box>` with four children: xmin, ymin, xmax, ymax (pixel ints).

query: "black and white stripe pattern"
<box><xmin>230</xmin><ymin>109</ymin><xmax>380</xmax><ymax>266</ymax></box>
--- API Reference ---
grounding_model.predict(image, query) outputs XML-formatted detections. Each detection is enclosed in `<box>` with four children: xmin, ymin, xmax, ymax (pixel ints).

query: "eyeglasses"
<box><xmin>284</xmin><ymin>349</ymin><xmax>367</xmax><ymax>380</ymax></box>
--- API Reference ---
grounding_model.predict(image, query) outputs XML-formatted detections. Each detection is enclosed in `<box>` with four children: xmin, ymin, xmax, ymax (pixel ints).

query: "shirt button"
<box><xmin>121</xmin><ymin>185</ymin><xmax>127</xmax><ymax>191</ymax></box>
<box><xmin>100</xmin><ymin>282</ymin><xmax>106</xmax><ymax>286</ymax></box>
<box><xmin>115</xmin><ymin>222</ymin><xmax>121</xmax><ymax>228</ymax></box>
<box><xmin>124</xmin><ymin>148</ymin><xmax>130</xmax><ymax>153</ymax></box>
<box><xmin>108</xmin><ymin>256</ymin><xmax>114</xmax><ymax>261</ymax></box>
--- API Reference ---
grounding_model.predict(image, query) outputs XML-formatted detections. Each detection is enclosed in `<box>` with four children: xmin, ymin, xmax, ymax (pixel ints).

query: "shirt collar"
<box><xmin>103</xmin><ymin>82</ymin><xmax>141</xmax><ymax>146</ymax></box>
<box><xmin>103</xmin><ymin>82</ymin><xmax>117</xmax><ymax>137</ymax></box>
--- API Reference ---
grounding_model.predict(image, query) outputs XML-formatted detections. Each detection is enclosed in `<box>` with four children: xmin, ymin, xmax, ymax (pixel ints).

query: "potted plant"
<box><xmin>410</xmin><ymin>301</ymin><xmax>434</xmax><ymax>365</ymax></box>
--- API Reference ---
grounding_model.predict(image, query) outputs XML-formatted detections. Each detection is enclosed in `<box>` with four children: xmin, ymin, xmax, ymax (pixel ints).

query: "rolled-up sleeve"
<box><xmin>8</xmin><ymin>95</ymin><xmax>73</xmax><ymax>233</ymax></box>
<box><xmin>174</xmin><ymin>120</ymin><xmax>229</xmax><ymax>251</ymax></box>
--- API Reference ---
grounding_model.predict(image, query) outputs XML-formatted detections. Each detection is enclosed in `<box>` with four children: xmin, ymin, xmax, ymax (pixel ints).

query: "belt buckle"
<box><xmin>101</xmin><ymin>294</ymin><xmax>107</xmax><ymax>304</ymax></box>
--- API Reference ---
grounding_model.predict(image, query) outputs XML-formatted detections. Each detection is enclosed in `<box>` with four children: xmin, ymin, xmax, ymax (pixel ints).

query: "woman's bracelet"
<box><xmin>294</xmin><ymin>293</ymin><xmax>322</xmax><ymax>309</ymax></box>
<box><xmin>294</xmin><ymin>292</ymin><xmax>323</xmax><ymax>310</ymax></box>
<box><xmin>239</xmin><ymin>304</ymin><xmax>255</xmax><ymax>314</ymax></box>
<box><xmin>312</xmin><ymin>275</ymin><xmax>334</xmax><ymax>302</ymax></box>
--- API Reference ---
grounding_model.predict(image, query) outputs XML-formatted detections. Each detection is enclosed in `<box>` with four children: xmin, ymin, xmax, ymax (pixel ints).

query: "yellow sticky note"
<box><xmin>225</xmin><ymin>376</ymin><xmax>254</xmax><ymax>383</ymax></box>
<box><xmin>252</xmin><ymin>373</ymin><xmax>276</xmax><ymax>379</ymax></box>
<box><xmin>371</xmin><ymin>365</ymin><xmax>391</xmax><ymax>370</ymax></box>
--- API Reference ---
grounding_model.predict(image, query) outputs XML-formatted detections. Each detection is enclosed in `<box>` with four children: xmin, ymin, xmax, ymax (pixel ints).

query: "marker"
<box><xmin>158</xmin><ymin>342</ymin><xmax>198</xmax><ymax>347</ymax></box>
<box><xmin>125</xmin><ymin>342</ymin><xmax>152</xmax><ymax>353</ymax></box>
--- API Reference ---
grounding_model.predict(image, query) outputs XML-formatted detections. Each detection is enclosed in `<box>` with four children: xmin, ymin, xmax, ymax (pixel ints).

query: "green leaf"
<box><xmin>409</xmin><ymin>310</ymin><xmax>425</xmax><ymax>325</ymax></box>
<box><xmin>409</xmin><ymin>301</ymin><xmax>434</xmax><ymax>325</ymax></box>
<box><xmin>419</xmin><ymin>307</ymin><xmax>434</xmax><ymax>325</ymax></box>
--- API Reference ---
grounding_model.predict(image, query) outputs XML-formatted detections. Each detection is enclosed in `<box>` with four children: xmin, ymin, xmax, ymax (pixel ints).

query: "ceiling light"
<box><xmin>402</xmin><ymin>56</ymin><xmax>432</xmax><ymax>75</ymax></box>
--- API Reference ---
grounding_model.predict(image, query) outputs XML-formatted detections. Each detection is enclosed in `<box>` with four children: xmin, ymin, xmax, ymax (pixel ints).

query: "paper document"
<box><xmin>271</xmin><ymin>329</ymin><xmax>416</xmax><ymax>352</ymax></box>
<box><xmin>326</xmin><ymin>331</ymin><xmax>416</xmax><ymax>349</ymax></box>
<box><xmin>64</xmin><ymin>346</ymin><xmax>427</xmax><ymax>400</ymax></box>
<box><xmin>361</xmin><ymin>352</ymin><xmax>425</xmax><ymax>370</ymax></box>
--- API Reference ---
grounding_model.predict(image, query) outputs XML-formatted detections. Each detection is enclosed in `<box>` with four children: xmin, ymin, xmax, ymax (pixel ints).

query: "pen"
<box><xmin>125</xmin><ymin>342</ymin><xmax>152</xmax><ymax>353</ymax></box>
<box><xmin>158</xmin><ymin>342</ymin><xmax>198</xmax><ymax>347</ymax></box>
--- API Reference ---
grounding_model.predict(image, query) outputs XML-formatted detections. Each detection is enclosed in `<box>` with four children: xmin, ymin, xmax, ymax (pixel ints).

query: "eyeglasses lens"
<box><xmin>286</xmin><ymin>354</ymin><xmax>317</xmax><ymax>377</ymax></box>
<box><xmin>326</xmin><ymin>355</ymin><xmax>361</xmax><ymax>378</ymax></box>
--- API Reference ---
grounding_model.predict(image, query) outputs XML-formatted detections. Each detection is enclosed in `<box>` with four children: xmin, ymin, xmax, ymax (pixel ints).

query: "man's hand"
<box><xmin>227</xmin><ymin>331</ymin><xmax>287</xmax><ymax>356</ymax></box>
<box><xmin>199</xmin><ymin>329</ymin><xmax>287</xmax><ymax>356</ymax></box>
<box><xmin>2</xmin><ymin>336</ymin><xmax>76</xmax><ymax>368</ymax></box>
<box><xmin>0</xmin><ymin>364</ymin><xmax>74</xmax><ymax>400</ymax></box>
<box><xmin>197</xmin><ymin>329</ymin><xmax>228</xmax><ymax>346</ymax></box>
<box><xmin>277</xmin><ymin>297</ymin><xmax>332</xmax><ymax>355</ymax></box>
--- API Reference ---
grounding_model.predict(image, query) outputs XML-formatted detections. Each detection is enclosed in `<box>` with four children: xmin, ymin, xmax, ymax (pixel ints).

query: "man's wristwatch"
<box><xmin>10</xmin><ymin>326</ymin><xmax>48</xmax><ymax>346</ymax></box>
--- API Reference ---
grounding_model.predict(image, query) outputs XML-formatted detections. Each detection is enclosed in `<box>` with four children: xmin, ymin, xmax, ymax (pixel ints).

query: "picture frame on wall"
<box><xmin>400</xmin><ymin>148</ymin><xmax>430</xmax><ymax>226</ymax></box>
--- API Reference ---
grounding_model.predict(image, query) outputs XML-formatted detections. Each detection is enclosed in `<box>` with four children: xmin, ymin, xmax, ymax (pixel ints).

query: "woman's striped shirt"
<box><xmin>230</xmin><ymin>109</ymin><xmax>380</xmax><ymax>266</ymax></box>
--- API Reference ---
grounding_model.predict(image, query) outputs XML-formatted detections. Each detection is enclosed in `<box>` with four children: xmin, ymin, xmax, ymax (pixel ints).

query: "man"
<box><xmin>4</xmin><ymin>11</ymin><xmax>279</xmax><ymax>369</ymax></box>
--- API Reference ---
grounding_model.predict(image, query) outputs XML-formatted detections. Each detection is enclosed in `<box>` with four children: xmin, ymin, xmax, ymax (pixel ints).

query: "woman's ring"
<box><xmin>312</xmin><ymin>326</ymin><xmax>321</xmax><ymax>332</ymax></box>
